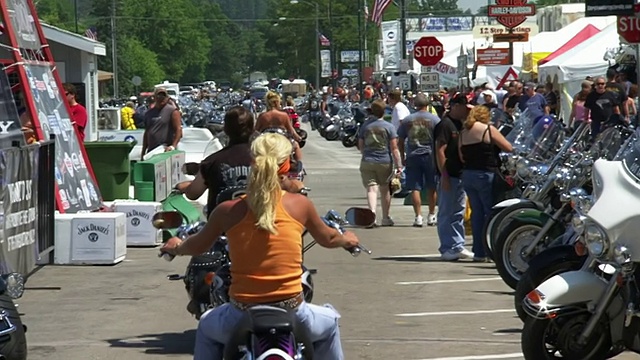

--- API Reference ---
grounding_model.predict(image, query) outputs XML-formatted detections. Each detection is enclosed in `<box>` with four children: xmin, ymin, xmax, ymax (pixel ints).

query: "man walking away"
<box><xmin>398</xmin><ymin>94</ymin><xmax>439</xmax><ymax>227</ymax></box>
<box><xmin>388</xmin><ymin>89</ymin><xmax>410</xmax><ymax>130</ymax></box>
<box><xmin>434</xmin><ymin>93</ymin><xmax>474</xmax><ymax>261</ymax></box>
<box><xmin>141</xmin><ymin>87</ymin><xmax>183</xmax><ymax>159</ymax></box>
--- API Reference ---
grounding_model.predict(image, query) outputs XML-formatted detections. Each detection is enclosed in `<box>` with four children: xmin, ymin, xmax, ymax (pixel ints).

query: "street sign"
<box><xmin>393</xmin><ymin>74</ymin><xmax>412</xmax><ymax>91</ymax></box>
<box><xmin>472</xmin><ymin>24</ymin><xmax>538</xmax><ymax>39</ymax></box>
<box><xmin>586</xmin><ymin>0</ymin><xmax>635</xmax><ymax>17</ymax></box>
<box><xmin>476</xmin><ymin>48</ymin><xmax>511</xmax><ymax>65</ymax></box>
<box><xmin>456</xmin><ymin>55</ymin><xmax>467</xmax><ymax>78</ymax></box>
<box><xmin>420</xmin><ymin>73</ymin><xmax>440</xmax><ymax>92</ymax></box>
<box><xmin>617</xmin><ymin>4</ymin><xmax>640</xmax><ymax>44</ymax></box>
<box><xmin>488</xmin><ymin>0</ymin><xmax>536</xmax><ymax>29</ymax></box>
<box><xmin>493</xmin><ymin>32</ymin><xmax>529</xmax><ymax>42</ymax></box>
<box><xmin>413</xmin><ymin>36</ymin><xmax>444</xmax><ymax>67</ymax></box>
<box><xmin>131</xmin><ymin>76</ymin><xmax>142</xmax><ymax>86</ymax></box>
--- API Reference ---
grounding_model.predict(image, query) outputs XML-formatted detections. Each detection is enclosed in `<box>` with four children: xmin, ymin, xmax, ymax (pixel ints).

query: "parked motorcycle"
<box><xmin>520</xmin><ymin>129</ymin><xmax>640</xmax><ymax>359</ymax></box>
<box><xmin>0</xmin><ymin>272</ymin><xmax>27</xmax><ymax>360</ymax></box>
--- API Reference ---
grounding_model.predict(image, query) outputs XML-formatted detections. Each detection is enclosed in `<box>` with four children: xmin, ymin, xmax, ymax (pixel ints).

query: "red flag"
<box><xmin>318</xmin><ymin>32</ymin><xmax>330</xmax><ymax>47</ymax></box>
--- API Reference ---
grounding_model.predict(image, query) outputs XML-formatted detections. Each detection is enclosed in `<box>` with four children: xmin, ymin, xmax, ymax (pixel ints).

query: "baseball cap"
<box><xmin>154</xmin><ymin>87</ymin><xmax>168</xmax><ymax>96</ymax></box>
<box><xmin>449</xmin><ymin>92</ymin><xmax>474</xmax><ymax>109</ymax></box>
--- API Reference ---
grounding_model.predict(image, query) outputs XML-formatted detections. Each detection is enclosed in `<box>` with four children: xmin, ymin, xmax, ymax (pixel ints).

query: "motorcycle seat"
<box><xmin>248</xmin><ymin>306</ymin><xmax>294</xmax><ymax>333</ymax></box>
<box><xmin>224</xmin><ymin>305</ymin><xmax>314</xmax><ymax>359</ymax></box>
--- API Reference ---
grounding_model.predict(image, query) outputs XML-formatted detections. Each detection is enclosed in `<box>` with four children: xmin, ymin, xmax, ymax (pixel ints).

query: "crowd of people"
<box><xmin>354</xmin><ymin>65</ymin><xmax>637</xmax><ymax>263</ymax></box>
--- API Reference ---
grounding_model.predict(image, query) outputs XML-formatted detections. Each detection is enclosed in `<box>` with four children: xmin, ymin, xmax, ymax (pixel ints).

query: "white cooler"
<box><xmin>55</xmin><ymin>212</ymin><xmax>127</xmax><ymax>265</ymax></box>
<box><xmin>111</xmin><ymin>200</ymin><xmax>163</xmax><ymax>247</ymax></box>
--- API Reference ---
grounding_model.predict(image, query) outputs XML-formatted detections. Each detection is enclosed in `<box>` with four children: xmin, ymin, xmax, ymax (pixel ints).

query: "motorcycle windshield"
<box><xmin>525</xmin><ymin>117</ymin><xmax>563</xmax><ymax>161</ymax></box>
<box><xmin>592</xmin><ymin>126</ymin><xmax>631</xmax><ymax>161</ymax></box>
<box><xmin>506</xmin><ymin>109</ymin><xmax>535</xmax><ymax>150</ymax></box>
<box><xmin>619</xmin><ymin>129</ymin><xmax>640</xmax><ymax>181</ymax></box>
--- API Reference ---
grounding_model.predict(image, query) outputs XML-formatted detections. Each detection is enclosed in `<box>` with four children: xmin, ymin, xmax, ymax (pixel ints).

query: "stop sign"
<box><xmin>414</xmin><ymin>36</ymin><xmax>444</xmax><ymax>67</ymax></box>
<box><xmin>618</xmin><ymin>4</ymin><xmax>640</xmax><ymax>44</ymax></box>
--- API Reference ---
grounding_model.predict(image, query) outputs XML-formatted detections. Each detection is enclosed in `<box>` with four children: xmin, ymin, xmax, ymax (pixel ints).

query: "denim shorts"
<box><xmin>405</xmin><ymin>155</ymin><xmax>436</xmax><ymax>191</ymax></box>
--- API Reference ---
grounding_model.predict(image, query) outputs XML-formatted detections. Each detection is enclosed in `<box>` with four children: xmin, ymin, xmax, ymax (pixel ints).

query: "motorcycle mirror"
<box><xmin>182</xmin><ymin>162</ymin><xmax>200</xmax><ymax>176</ymax></box>
<box><xmin>151</xmin><ymin>211</ymin><xmax>184</xmax><ymax>229</ymax></box>
<box><xmin>345</xmin><ymin>207</ymin><xmax>376</xmax><ymax>227</ymax></box>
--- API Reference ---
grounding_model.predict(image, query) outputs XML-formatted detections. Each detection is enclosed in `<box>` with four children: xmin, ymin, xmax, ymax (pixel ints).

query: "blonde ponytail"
<box><xmin>265</xmin><ymin>91</ymin><xmax>281</xmax><ymax>111</ymax></box>
<box><xmin>247</xmin><ymin>134</ymin><xmax>293</xmax><ymax>234</ymax></box>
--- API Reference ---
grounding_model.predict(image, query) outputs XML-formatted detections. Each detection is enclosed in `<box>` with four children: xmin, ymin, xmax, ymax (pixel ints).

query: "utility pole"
<box><xmin>111</xmin><ymin>0</ymin><xmax>119</xmax><ymax>98</ymax></box>
<box><xmin>400</xmin><ymin>0</ymin><xmax>407</xmax><ymax>60</ymax></box>
<box><xmin>314</xmin><ymin>3</ymin><xmax>320</xmax><ymax>91</ymax></box>
<box><xmin>74</xmin><ymin>0</ymin><xmax>79</xmax><ymax>33</ymax></box>
<box><xmin>329</xmin><ymin>0</ymin><xmax>337</xmax><ymax>90</ymax></box>
<box><xmin>358</xmin><ymin>0</ymin><xmax>364</xmax><ymax>99</ymax></box>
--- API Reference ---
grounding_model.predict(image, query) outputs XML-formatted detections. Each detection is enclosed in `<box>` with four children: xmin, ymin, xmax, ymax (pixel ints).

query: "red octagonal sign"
<box><xmin>618</xmin><ymin>4</ymin><xmax>640</xmax><ymax>44</ymax></box>
<box><xmin>489</xmin><ymin>0</ymin><xmax>535</xmax><ymax>29</ymax></box>
<box><xmin>414</xmin><ymin>36</ymin><xmax>443</xmax><ymax>67</ymax></box>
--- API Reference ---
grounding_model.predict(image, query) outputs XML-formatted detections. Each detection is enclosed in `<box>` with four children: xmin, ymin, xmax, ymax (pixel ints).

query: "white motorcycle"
<box><xmin>521</xmin><ymin>129</ymin><xmax>640</xmax><ymax>359</ymax></box>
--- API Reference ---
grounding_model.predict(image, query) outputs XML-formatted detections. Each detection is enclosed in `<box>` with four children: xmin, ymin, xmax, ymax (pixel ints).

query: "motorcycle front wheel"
<box><xmin>521</xmin><ymin>315</ymin><xmax>611</xmax><ymax>360</ymax></box>
<box><xmin>0</xmin><ymin>294</ymin><xmax>27</xmax><ymax>360</ymax></box>
<box><xmin>341</xmin><ymin>135</ymin><xmax>357</xmax><ymax>148</ymax></box>
<box><xmin>484</xmin><ymin>202</ymin><xmax>539</xmax><ymax>261</ymax></box>
<box><xmin>494</xmin><ymin>220</ymin><xmax>543</xmax><ymax>290</ymax></box>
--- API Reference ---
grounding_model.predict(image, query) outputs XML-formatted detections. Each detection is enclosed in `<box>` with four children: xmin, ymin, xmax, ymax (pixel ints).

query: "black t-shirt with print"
<box><xmin>434</xmin><ymin>114</ymin><xmax>464</xmax><ymax>178</ymax></box>
<box><xmin>585</xmin><ymin>90</ymin><xmax>620</xmax><ymax>124</ymax></box>
<box><xmin>199</xmin><ymin>142</ymin><xmax>252</xmax><ymax>216</ymax></box>
<box><xmin>605</xmin><ymin>82</ymin><xmax>628</xmax><ymax>105</ymax></box>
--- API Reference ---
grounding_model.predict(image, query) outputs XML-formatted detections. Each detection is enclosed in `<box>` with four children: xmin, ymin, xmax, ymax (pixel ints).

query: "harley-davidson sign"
<box><xmin>488</xmin><ymin>0</ymin><xmax>536</xmax><ymax>29</ymax></box>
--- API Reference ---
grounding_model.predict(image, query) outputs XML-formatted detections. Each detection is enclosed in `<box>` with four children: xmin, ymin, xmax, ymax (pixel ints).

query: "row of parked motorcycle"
<box><xmin>478</xmin><ymin>108</ymin><xmax>640</xmax><ymax>359</ymax></box>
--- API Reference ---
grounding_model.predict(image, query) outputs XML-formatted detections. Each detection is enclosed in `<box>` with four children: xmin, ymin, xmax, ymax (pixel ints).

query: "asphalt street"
<box><xmin>18</xmin><ymin>124</ymin><xmax>640</xmax><ymax>360</ymax></box>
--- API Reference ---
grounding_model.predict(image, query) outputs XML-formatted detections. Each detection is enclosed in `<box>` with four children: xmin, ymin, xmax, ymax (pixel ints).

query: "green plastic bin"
<box><xmin>160</xmin><ymin>193</ymin><xmax>204</xmax><ymax>241</ymax></box>
<box><xmin>84</xmin><ymin>141</ymin><xmax>136</xmax><ymax>201</ymax></box>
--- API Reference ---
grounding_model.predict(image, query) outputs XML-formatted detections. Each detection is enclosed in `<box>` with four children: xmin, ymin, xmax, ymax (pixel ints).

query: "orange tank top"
<box><xmin>227</xmin><ymin>192</ymin><xmax>305</xmax><ymax>303</ymax></box>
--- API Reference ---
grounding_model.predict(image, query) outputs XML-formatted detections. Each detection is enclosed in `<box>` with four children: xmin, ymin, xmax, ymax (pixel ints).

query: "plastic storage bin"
<box><xmin>84</xmin><ymin>141</ymin><xmax>136</xmax><ymax>201</ymax></box>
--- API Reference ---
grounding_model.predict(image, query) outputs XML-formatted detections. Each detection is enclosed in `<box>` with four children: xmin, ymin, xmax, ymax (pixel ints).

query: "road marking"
<box><xmin>396</xmin><ymin>277</ymin><xmax>502</xmax><ymax>285</ymax></box>
<box><xmin>416</xmin><ymin>353</ymin><xmax>523</xmax><ymax>360</ymax></box>
<box><xmin>383</xmin><ymin>253</ymin><xmax>443</xmax><ymax>258</ymax></box>
<box><xmin>396</xmin><ymin>309</ymin><xmax>514</xmax><ymax>317</ymax></box>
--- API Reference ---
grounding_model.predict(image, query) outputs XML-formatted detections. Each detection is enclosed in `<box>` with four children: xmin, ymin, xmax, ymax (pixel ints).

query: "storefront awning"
<box><xmin>40</xmin><ymin>23</ymin><xmax>106</xmax><ymax>56</ymax></box>
<box><xmin>98</xmin><ymin>70</ymin><xmax>113</xmax><ymax>82</ymax></box>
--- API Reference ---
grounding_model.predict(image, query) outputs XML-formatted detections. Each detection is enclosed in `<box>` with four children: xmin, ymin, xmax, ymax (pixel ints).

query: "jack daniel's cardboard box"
<box><xmin>112</xmin><ymin>200</ymin><xmax>163</xmax><ymax>246</ymax></box>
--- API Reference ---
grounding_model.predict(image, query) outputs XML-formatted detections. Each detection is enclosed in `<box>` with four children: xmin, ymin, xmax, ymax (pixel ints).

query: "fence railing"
<box><xmin>35</xmin><ymin>137</ymin><xmax>55</xmax><ymax>265</ymax></box>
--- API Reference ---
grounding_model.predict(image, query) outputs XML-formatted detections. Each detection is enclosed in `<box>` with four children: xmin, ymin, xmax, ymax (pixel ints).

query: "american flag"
<box><xmin>371</xmin><ymin>0</ymin><xmax>392</xmax><ymax>26</ymax></box>
<box><xmin>0</xmin><ymin>22</ymin><xmax>4</xmax><ymax>35</ymax></box>
<box><xmin>84</xmin><ymin>27</ymin><xmax>97</xmax><ymax>40</ymax></box>
<box><xmin>318</xmin><ymin>32</ymin><xmax>330</xmax><ymax>47</ymax></box>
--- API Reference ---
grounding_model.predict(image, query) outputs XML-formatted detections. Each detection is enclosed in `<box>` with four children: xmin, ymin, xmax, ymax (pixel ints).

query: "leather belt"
<box><xmin>230</xmin><ymin>292</ymin><xmax>303</xmax><ymax>311</ymax></box>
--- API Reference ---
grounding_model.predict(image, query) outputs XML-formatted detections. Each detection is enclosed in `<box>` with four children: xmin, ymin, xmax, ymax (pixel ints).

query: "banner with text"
<box><xmin>320</xmin><ymin>50</ymin><xmax>331</xmax><ymax>78</ymax></box>
<box><xmin>381</xmin><ymin>21</ymin><xmax>401</xmax><ymax>71</ymax></box>
<box><xmin>0</xmin><ymin>144</ymin><xmax>38</xmax><ymax>275</ymax></box>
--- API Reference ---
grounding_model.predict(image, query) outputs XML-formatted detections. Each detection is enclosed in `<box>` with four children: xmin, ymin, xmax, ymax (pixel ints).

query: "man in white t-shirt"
<box><xmin>388</xmin><ymin>89</ymin><xmax>411</xmax><ymax>129</ymax></box>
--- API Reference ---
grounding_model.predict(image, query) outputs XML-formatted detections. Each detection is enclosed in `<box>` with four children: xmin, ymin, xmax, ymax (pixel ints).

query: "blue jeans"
<box><xmin>194</xmin><ymin>302</ymin><xmax>344</xmax><ymax>360</ymax></box>
<box><xmin>437</xmin><ymin>176</ymin><xmax>466</xmax><ymax>254</ymax></box>
<box><xmin>462</xmin><ymin>170</ymin><xmax>495</xmax><ymax>258</ymax></box>
<box><xmin>405</xmin><ymin>155</ymin><xmax>436</xmax><ymax>191</ymax></box>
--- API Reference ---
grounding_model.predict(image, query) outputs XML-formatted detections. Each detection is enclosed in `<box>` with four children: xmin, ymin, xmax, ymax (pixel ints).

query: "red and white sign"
<box><xmin>413</xmin><ymin>36</ymin><xmax>444</xmax><ymax>67</ymax></box>
<box><xmin>488</xmin><ymin>0</ymin><xmax>536</xmax><ymax>29</ymax></box>
<box><xmin>476</xmin><ymin>48</ymin><xmax>510</xmax><ymax>66</ymax></box>
<box><xmin>617</xmin><ymin>4</ymin><xmax>640</xmax><ymax>44</ymax></box>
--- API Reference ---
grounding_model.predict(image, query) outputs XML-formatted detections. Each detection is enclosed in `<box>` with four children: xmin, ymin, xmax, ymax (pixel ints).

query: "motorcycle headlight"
<box><xmin>516</xmin><ymin>158</ymin><xmax>531</xmax><ymax>178</ymax></box>
<box><xmin>553</xmin><ymin>167</ymin><xmax>572</xmax><ymax>189</ymax></box>
<box><xmin>584</xmin><ymin>222</ymin><xmax>609</xmax><ymax>258</ymax></box>
<box><xmin>614</xmin><ymin>244</ymin><xmax>632</xmax><ymax>266</ymax></box>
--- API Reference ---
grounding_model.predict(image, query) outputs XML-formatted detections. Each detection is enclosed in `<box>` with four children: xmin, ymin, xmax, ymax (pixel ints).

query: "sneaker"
<box><xmin>381</xmin><ymin>217</ymin><xmax>395</xmax><ymax>227</ymax></box>
<box><xmin>427</xmin><ymin>213</ymin><xmax>437</xmax><ymax>226</ymax></box>
<box><xmin>458</xmin><ymin>248</ymin><xmax>475</xmax><ymax>259</ymax></box>
<box><xmin>441</xmin><ymin>251</ymin><xmax>459</xmax><ymax>261</ymax></box>
<box><xmin>413</xmin><ymin>215</ymin><xmax>423</xmax><ymax>227</ymax></box>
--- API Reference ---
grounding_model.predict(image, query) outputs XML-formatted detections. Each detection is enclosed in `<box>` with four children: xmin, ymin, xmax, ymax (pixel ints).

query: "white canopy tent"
<box><xmin>538</xmin><ymin>23</ymin><xmax>621</xmax><ymax>122</ymax></box>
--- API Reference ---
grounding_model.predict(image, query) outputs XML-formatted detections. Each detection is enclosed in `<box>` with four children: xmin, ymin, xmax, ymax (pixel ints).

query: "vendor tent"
<box><xmin>538</xmin><ymin>24</ymin><xmax>601</xmax><ymax>66</ymax></box>
<box><xmin>521</xmin><ymin>16</ymin><xmax>615</xmax><ymax>75</ymax></box>
<box><xmin>538</xmin><ymin>23</ymin><xmax>620</xmax><ymax>123</ymax></box>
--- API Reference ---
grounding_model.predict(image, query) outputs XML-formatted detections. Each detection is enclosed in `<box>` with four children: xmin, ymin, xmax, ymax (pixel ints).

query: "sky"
<box><xmin>458</xmin><ymin>0</ymin><xmax>487</xmax><ymax>14</ymax></box>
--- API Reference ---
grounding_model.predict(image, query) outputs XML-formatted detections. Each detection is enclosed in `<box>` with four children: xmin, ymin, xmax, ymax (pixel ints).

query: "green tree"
<box><xmin>117</xmin><ymin>37</ymin><xmax>165</xmax><ymax>94</ymax></box>
<box><xmin>34</xmin><ymin>0</ymin><xmax>77</xmax><ymax>31</ymax></box>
